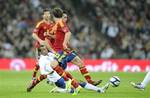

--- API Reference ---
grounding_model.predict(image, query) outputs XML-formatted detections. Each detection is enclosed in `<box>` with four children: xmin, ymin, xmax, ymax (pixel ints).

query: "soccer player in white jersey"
<box><xmin>28</xmin><ymin>45</ymin><xmax>109</xmax><ymax>95</ymax></box>
<box><xmin>131</xmin><ymin>71</ymin><xmax>150</xmax><ymax>90</ymax></box>
<box><xmin>34</xmin><ymin>45</ymin><xmax>71</xmax><ymax>91</ymax></box>
<box><xmin>27</xmin><ymin>45</ymin><xmax>82</xmax><ymax>95</ymax></box>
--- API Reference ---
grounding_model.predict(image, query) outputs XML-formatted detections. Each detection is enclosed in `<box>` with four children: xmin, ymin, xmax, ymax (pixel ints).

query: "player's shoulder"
<box><xmin>39</xmin><ymin>55</ymin><xmax>47</xmax><ymax>62</ymax></box>
<box><xmin>57</xmin><ymin>19</ymin><xmax>66</xmax><ymax>27</ymax></box>
<box><xmin>49</xmin><ymin>21</ymin><xmax>55</xmax><ymax>27</ymax></box>
<box><xmin>36</xmin><ymin>20</ymin><xmax>45</xmax><ymax>28</ymax></box>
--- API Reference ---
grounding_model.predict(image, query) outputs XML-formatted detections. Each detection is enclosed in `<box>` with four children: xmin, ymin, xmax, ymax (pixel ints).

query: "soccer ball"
<box><xmin>109</xmin><ymin>76</ymin><xmax>120</xmax><ymax>87</ymax></box>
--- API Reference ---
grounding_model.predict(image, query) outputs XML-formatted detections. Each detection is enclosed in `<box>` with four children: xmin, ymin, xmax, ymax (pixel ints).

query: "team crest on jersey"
<box><xmin>44</xmin><ymin>26</ymin><xmax>47</xmax><ymax>29</ymax></box>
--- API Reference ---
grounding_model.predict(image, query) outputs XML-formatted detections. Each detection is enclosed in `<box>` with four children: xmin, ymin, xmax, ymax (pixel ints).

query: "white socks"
<box><xmin>84</xmin><ymin>83</ymin><xmax>103</xmax><ymax>92</ymax></box>
<box><xmin>141</xmin><ymin>71</ymin><xmax>150</xmax><ymax>87</ymax></box>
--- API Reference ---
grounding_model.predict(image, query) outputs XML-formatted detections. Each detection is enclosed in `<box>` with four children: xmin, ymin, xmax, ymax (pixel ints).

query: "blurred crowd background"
<box><xmin>0</xmin><ymin>0</ymin><xmax>150</xmax><ymax>59</ymax></box>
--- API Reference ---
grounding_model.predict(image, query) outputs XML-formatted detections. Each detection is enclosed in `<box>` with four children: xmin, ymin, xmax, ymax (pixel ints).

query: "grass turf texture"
<box><xmin>0</xmin><ymin>71</ymin><xmax>150</xmax><ymax>98</ymax></box>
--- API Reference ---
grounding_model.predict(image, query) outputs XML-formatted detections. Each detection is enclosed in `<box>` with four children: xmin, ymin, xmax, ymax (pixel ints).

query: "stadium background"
<box><xmin>0</xmin><ymin>0</ymin><xmax>150</xmax><ymax>98</ymax></box>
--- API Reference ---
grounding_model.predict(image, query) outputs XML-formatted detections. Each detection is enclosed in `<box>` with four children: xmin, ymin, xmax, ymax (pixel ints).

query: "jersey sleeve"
<box><xmin>32</xmin><ymin>21</ymin><xmax>42</xmax><ymax>34</ymax></box>
<box><xmin>59</xmin><ymin>21</ymin><xmax>70</xmax><ymax>33</ymax></box>
<box><xmin>62</xmin><ymin>25</ymin><xmax>70</xmax><ymax>33</ymax></box>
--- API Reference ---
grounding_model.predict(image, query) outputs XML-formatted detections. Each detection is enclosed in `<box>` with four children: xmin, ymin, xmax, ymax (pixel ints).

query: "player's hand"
<box><xmin>63</xmin><ymin>43</ymin><xmax>68</xmax><ymax>50</ymax></box>
<box><xmin>39</xmin><ymin>40</ymin><xmax>45</xmax><ymax>45</ymax></box>
<box><xmin>45</xmin><ymin>32</ymin><xmax>56</xmax><ymax>39</ymax></box>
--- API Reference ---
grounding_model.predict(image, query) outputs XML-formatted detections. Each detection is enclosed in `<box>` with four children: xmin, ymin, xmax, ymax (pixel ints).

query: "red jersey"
<box><xmin>52</xmin><ymin>20</ymin><xmax>70</xmax><ymax>51</ymax></box>
<box><xmin>33</xmin><ymin>20</ymin><xmax>54</xmax><ymax>48</ymax></box>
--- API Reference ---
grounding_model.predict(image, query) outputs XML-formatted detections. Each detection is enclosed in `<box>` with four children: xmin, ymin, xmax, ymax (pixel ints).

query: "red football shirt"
<box><xmin>52</xmin><ymin>20</ymin><xmax>70</xmax><ymax>51</ymax></box>
<box><xmin>33</xmin><ymin>20</ymin><xmax>54</xmax><ymax>48</ymax></box>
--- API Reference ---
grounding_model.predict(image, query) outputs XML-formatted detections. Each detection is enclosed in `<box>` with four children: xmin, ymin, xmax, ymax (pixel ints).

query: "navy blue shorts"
<box><xmin>56</xmin><ymin>51</ymin><xmax>77</xmax><ymax>70</ymax></box>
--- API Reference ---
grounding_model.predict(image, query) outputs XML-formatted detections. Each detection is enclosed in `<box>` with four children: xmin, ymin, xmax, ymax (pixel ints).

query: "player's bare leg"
<box><xmin>71</xmin><ymin>56</ymin><xmax>102</xmax><ymax>86</ymax></box>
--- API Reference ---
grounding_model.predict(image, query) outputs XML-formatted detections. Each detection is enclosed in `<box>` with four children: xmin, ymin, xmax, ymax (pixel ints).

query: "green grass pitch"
<box><xmin>0</xmin><ymin>71</ymin><xmax>150</xmax><ymax>98</ymax></box>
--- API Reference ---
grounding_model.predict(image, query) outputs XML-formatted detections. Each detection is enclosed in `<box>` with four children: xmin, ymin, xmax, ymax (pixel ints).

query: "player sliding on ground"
<box><xmin>27</xmin><ymin>45</ymin><xmax>109</xmax><ymax>95</ymax></box>
<box><xmin>131</xmin><ymin>71</ymin><xmax>150</xmax><ymax>90</ymax></box>
<box><xmin>27</xmin><ymin>45</ymin><xmax>82</xmax><ymax>95</ymax></box>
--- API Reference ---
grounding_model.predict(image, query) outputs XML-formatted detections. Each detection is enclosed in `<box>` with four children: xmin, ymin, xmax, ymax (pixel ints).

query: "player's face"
<box><xmin>63</xmin><ymin>14</ymin><xmax>68</xmax><ymax>22</ymax></box>
<box><xmin>43</xmin><ymin>11</ymin><xmax>50</xmax><ymax>21</ymax></box>
<box><xmin>40</xmin><ymin>46</ymin><xmax>48</xmax><ymax>55</ymax></box>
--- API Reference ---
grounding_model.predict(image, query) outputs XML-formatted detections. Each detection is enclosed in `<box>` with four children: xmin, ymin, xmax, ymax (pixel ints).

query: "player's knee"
<box><xmin>51</xmin><ymin>60</ymin><xmax>58</xmax><ymax>68</ymax></box>
<box><xmin>72</xmin><ymin>56</ymin><xmax>83</xmax><ymax>67</ymax></box>
<box><xmin>76</xmin><ymin>58</ymin><xmax>83</xmax><ymax>67</ymax></box>
<box><xmin>55</xmin><ymin>78</ymin><xmax>66</xmax><ymax>89</ymax></box>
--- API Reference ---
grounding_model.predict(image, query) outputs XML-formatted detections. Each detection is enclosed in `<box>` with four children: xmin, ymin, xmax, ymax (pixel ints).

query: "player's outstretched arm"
<box><xmin>32</xmin><ymin>33</ymin><xmax>45</xmax><ymax>45</ymax></box>
<box><xmin>44</xmin><ymin>38</ymin><xmax>55</xmax><ymax>53</ymax></box>
<box><xmin>63</xmin><ymin>31</ymin><xmax>71</xmax><ymax>50</ymax></box>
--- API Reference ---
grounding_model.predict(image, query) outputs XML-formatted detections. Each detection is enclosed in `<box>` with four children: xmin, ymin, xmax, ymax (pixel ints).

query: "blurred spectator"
<box><xmin>100</xmin><ymin>44</ymin><xmax>115</xmax><ymax>59</ymax></box>
<box><xmin>0</xmin><ymin>0</ymin><xmax>150</xmax><ymax>59</ymax></box>
<box><xmin>1</xmin><ymin>42</ymin><xmax>15</xmax><ymax>58</ymax></box>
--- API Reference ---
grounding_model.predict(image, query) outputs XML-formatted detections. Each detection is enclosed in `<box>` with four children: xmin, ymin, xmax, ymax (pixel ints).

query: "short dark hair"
<box><xmin>52</xmin><ymin>8</ymin><xmax>63</xmax><ymax>18</ymax></box>
<box><xmin>38</xmin><ymin>45</ymin><xmax>45</xmax><ymax>53</ymax></box>
<box><xmin>43</xmin><ymin>8</ymin><xmax>50</xmax><ymax>14</ymax></box>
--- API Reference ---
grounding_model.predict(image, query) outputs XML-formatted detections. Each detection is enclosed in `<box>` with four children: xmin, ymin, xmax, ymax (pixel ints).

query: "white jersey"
<box><xmin>38</xmin><ymin>52</ymin><xmax>61</xmax><ymax>82</ymax></box>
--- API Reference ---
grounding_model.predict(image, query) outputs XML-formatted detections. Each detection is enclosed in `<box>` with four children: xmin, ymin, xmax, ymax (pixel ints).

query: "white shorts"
<box><xmin>47</xmin><ymin>71</ymin><xmax>61</xmax><ymax>82</ymax></box>
<box><xmin>38</xmin><ymin>52</ymin><xmax>61</xmax><ymax>82</ymax></box>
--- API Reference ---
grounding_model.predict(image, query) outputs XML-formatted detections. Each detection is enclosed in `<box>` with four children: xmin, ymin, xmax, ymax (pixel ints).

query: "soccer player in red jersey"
<box><xmin>27</xmin><ymin>9</ymin><xmax>82</xmax><ymax>93</ymax></box>
<box><xmin>31</xmin><ymin>8</ymin><xmax>55</xmax><ymax>83</ymax></box>
<box><xmin>50</xmin><ymin>8</ymin><xmax>102</xmax><ymax>86</ymax></box>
